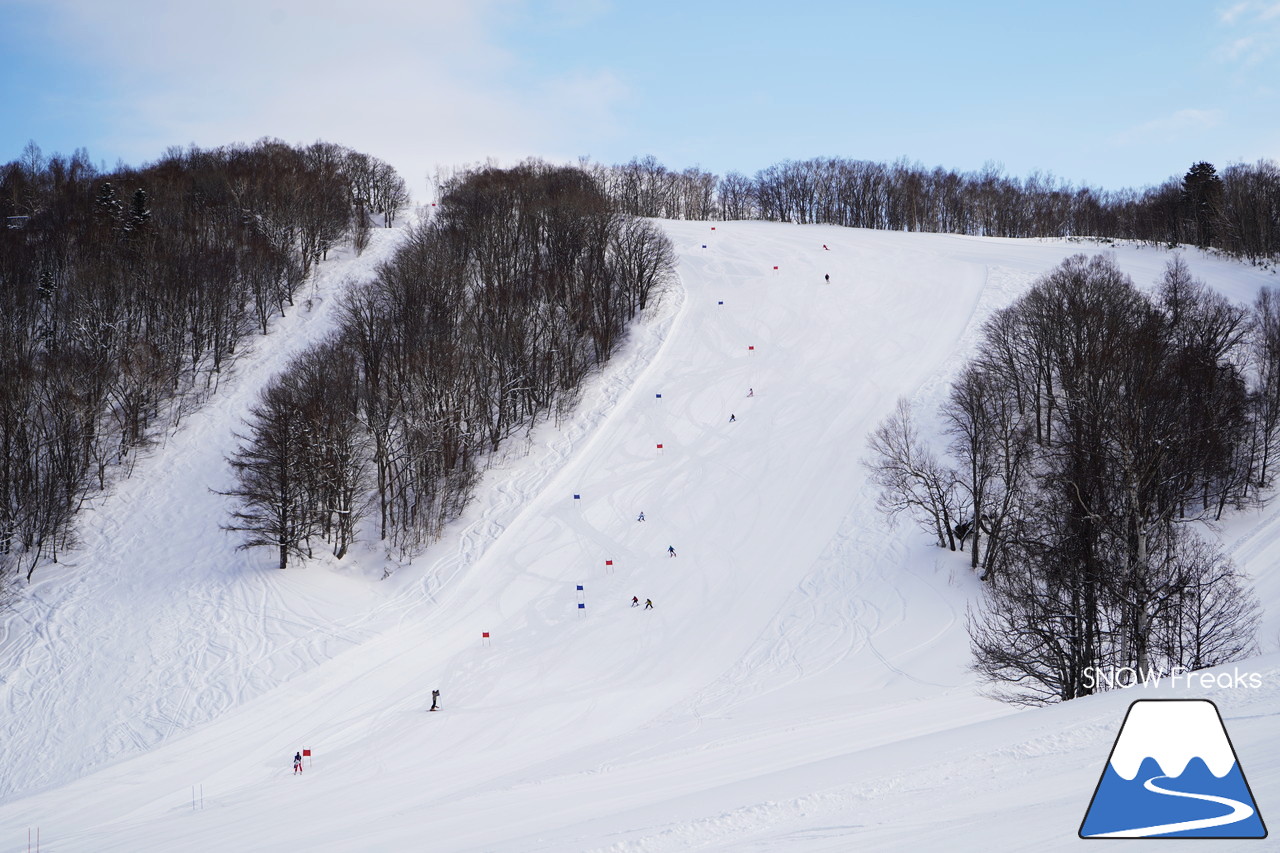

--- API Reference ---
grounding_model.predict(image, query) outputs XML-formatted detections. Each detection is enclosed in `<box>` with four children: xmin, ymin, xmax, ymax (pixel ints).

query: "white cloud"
<box><xmin>1215</xmin><ymin>1</ymin><xmax>1280</xmax><ymax>64</ymax></box>
<box><xmin>1218</xmin><ymin>0</ymin><xmax>1280</xmax><ymax>23</ymax></box>
<box><xmin>1219</xmin><ymin>34</ymin><xmax>1264</xmax><ymax>62</ymax></box>
<box><xmin>1113</xmin><ymin>109</ymin><xmax>1224</xmax><ymax>146</ymax></box>
<box><xmin>1219</xmin><ymin>1</ymin><xmax>1252</xmax><ymax>23</ymax></box>
<box><xmin>29</xmin><ymin>0</ymin><xmax>629</xmax><ymax>197</ymax></box>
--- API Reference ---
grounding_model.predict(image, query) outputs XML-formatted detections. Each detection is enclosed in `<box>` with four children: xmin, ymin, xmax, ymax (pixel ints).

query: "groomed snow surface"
<box><xmin>1</xmin><ymin>220</ymin><xmax>1277</xmax><ymax>851</ymax></box>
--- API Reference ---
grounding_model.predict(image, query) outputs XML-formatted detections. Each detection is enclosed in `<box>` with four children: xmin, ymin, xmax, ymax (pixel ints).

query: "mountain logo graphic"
<box><xmin>1080</xmin><ymin>699</ymin><xmax>1267</xmax><ymax>839</ymax></box>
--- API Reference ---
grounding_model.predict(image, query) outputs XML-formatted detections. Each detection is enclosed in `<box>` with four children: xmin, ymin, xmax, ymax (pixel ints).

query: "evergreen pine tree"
<box><xmin>1181</xmin><ymin>161</ymin><xmax>1223</xmax><ymax>249</ymax></box>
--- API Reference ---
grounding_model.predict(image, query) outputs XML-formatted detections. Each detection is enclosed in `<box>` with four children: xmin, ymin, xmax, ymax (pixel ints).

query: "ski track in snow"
<box><xmin>1</xmin><ymin>223</ymin><xmax>1278</xmax><ymax>852</ymax></box>
<box><xmin>0</xmin><ymin>227</ymin><xmax>408</xmax><ymax>800</ymax></box>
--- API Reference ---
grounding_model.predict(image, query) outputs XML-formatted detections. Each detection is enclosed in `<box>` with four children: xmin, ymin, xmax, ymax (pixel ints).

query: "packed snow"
<box><xmin>0</xmin><ymin>219</ymin><xmax>1277</xmax><ymax>851</ymax></box>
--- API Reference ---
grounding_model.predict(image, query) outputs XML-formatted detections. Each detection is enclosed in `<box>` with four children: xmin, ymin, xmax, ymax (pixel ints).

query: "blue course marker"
<box><xmin>573</xmin><ymin>494</ymin><xmax>581</xmax><ymax>500</ymax></box>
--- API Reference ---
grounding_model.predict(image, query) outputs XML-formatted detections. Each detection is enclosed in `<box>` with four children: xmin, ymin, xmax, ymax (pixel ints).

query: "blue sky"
<box><xmin>2</xmin><ymin>0</ymin><xmax>1278</xmax><ymax>198</ymax></box>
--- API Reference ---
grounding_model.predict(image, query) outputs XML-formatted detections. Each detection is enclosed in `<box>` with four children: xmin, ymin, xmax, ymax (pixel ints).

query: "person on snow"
<box><xmin>729</xmin><ymin>413</ymin><xmax>736</xmax><ymax>422</ymax></box>
<box><xmin>824</xmin><ymin>273</ymin><xmax>830</xmax><ymax>283</ymax></box>
<box><xmin>822</xmin><ymin>244</ymin><xmax>829</xmax><ymax>250</ymax></box>
<box><xmin>293</xmin><ymin>752</ymin><xmax>303</xmax><ymax>774</ymax></box>
<box><xmin>637</xmin><ymin>511</ymin><xmax>645</xmax><ymax>522</ymax></box>
<box><xmin>644</xmin><ymin>599</ymin><xmax>654</xmax><ymax>610</ymax></box>
<box><xmin>668</xmin><ymin>545</ymin><xmax>677</xmax><ymax>557</ymax></box>
<box><xmin>430</xmin><ymin>689</ymin><xmax>440</xmax><ymax>711</ymax></box>
<box><xmin>747</xmin><ymin>388</ymin><xmax>754</xmax><ymax>397</ymax></box>
<box><xmin>631</xmin><ymin>596</ymin><xmax>640</xmax><ymax>607</ymax></box>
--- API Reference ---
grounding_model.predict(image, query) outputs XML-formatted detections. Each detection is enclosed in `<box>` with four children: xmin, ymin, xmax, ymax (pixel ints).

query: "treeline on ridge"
<box><xmin>222</xmin><ymin>161</ymin><xmax>675</xmax><ymax>569</ymax></box>
<box><xmin>868</xmin><ymin>254</ymin><xmax>1272</xmax><ymax>704</ymax></box>
<box><xmin>584</xmin><ymin>155</ymin><xmax>1280</xmax><ymax>262</ymax></box>
<box><xmin>0</xmin><ymin>139</ymin><xmax>406</xmax><ymax>582</ymax></box>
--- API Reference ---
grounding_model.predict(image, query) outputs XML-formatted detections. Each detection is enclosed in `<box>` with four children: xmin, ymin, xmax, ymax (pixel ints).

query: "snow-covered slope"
<box><xmin>0</xmin><ymin>225</ymin><xmax>410</xmax><ymax>800</ymax></box>
<box><xmin>0</xmin><ymin>221</ymin><xmax>1276</xmax><ymax>851</ymax></box>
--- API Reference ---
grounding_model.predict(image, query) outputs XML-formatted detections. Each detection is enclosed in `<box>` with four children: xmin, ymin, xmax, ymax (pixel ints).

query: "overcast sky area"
<box><xmin>2</xmin><ymin>0</ymin><xmax>1279</xmax><ymax>199</ymax></box>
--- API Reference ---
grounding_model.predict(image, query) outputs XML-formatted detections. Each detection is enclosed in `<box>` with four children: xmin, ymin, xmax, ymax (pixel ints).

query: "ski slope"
<box><xmin>0</xmin><ymin>220</ymin><xmax>1277</xmax><ymax>851</ymax></box>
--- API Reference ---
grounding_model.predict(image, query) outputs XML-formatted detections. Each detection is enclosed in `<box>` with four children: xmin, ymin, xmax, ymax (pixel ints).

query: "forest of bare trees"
<box><xmin>6</xmin><ymin>137</ymin><xmax>1275</xmax><ymax>651</ymax></box>
<box><xmin>589</xmin><ymin>156</ymin><xmax>1280</xmax><ymax>262</ymax></box>
<box><xmin>0</xmin><ymin>139</ymin><xmax>404</xmax><ymax>588</ymax></box>
<box><xmin>867</xmin><ymin>254</ymin><xmax>1268</xmax><ymax>704</ymax></box>
<box><xmin>222</xmin><ymin>161</ymin><xmax>674</xmax><ymax>568</ymax></box>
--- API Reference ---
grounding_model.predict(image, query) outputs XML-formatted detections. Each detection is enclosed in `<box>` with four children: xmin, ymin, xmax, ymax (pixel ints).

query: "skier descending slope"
<box><xmin>293</xmin><ymin>752</ymin><xmax>303</xmax><ymax>775</ymax></box>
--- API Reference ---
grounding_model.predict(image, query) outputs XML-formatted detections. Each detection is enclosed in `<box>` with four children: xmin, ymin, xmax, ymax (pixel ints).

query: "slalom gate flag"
<box><xmin>302</xmin><ymin>749</ymin><xmax>311</xmax><ymax>757</ymax></box>
<box><xmin>1079</xmin><ymin>699</ymin><xmax>1266</xmax><ymax>839</ymax></box>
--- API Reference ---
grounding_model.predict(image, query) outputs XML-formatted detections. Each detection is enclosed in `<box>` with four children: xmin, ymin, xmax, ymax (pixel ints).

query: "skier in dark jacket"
<box><xmin>668</xmin><ymin>545</ymin><xmax>676</xmax><ymax>557</ymax></box>
<box><xmin>293</xmin><ymin>752</ymin><xmax>303</xmax><ymax>774</ymax></box>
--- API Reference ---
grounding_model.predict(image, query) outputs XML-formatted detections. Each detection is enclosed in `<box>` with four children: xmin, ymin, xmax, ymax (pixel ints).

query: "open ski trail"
<box><xmin>0</xmin><ymin>226</ymin><xmax>407</xmax><ymax>801</ymax></box>
<box><xmin>1</xmin><ymin>222</ymin><xmax>1277</xmax><ymax>852</ymax></box>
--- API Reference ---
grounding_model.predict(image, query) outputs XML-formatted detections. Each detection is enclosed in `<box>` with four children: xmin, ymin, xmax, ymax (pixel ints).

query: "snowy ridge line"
<box><xmin>0</xmin><ymin>225</ymin><xmax>409</xmax><ymax>803</ymax></box>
